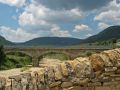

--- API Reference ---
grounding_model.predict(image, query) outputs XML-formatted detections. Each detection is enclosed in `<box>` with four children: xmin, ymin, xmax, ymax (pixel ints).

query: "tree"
<box><xmin>0</xmin><ymin>45</ymin><xmax>6</xmax><ymax>69</ymax></box>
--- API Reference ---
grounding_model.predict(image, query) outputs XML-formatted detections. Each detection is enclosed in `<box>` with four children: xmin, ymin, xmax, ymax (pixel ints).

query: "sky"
<box><xmin>0</xmin><ymin>0</ymin><xmax>120</xmax><ymax>42</ymax></box>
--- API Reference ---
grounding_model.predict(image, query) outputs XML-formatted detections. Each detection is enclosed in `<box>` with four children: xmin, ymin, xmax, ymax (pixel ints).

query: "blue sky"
<box><xmin>0</xmin><ymin>0</ymin><xmax>120</xmax><ymax>42</ymax></box>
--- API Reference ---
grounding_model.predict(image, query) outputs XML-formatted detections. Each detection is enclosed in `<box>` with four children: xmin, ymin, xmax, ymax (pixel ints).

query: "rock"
<box><xmin>0</xmin><ymin>77</ymin><xmax>6</xmax><ymax>90</ymax></box>
<box><xmin>61</xmin><ymin>82</ymin><xmax>73</xmax><ymax>88</ymax></box>
<box><xmin>71</xmin><ymin>77</ymin><xmax>89</xmax><ymax>86</ymax></box>
<box><xmin>115</xmin><ymin>69</ymin><xmax>120</xmax><ymax>74</ymax></box>
<box><xmin>99</xmin><ymin>53</ymin><xmax>113</xmax><ymax>66</ymax></box>
<box><xmin>74</xmin><ymin>57</ymin><xmax>92</xmax><ymax>78</ymax></box>
<box><xmin>71</xmin><ymin>78</ymin><xmax>80</xmax><ymax>85</ymax></box>
<box><xmin>65</xmin><ymin>61</ymin><xmax>75</xmax><ymax>78</ymax></box>
<box><xmin>54</xmin><ymin>64</ymin><xmax>63</xmax><ymax>80</ymax></box>
<box><xmin>46</xmin><ymin>66</ymin><xmax>55</xmax><ymax>83</ymax></box>
<box><xmin>63</xmin><ymin>87</ymin><xmax>75</xmax><ymax>90</ymax></box>
<box><xmin>49</xmin><ymin>81</ymin><xmax>61</xmax><ymax>88</ymax></box>
<box><xmin>60</xmin><ymin>63</ymin><xmax>68</xmax><ymax>76</ymax></box>
<box><xmin>103</xmin><ymin>49</ymin><xmax>120</xmax><ymax>66</ymax></box>
<box><xmin>11</xmin><ymin>76</ymin><xmax>22</xmax><ymax>90</ymax></box>
<box><xmin>89</xmin><ymin>54</ymin><xmax>104</xmax><ymax>73</ymax></box>
<box><xmin>21</xmin><ymin>73</ymin><xmax>33</xmax><ymax>90</ymax></box>
<box><xmin>105</xmin><ymin>67</ymin><xmax>117</xmax><ymax>72</ymax></box>
<box><xmin>79</xmin><ymin>78</ymin><xmax>89</xmax><ymax>86</ymax></box>
<box><xmin>37</xmin><ymin>68</ymin><xmax>46</xmax><ymax>82</ymax></box>
<box><xmin>50</xmin><ymin>86</ymin><xmax>60</xmax><ymax>90</ymax></box>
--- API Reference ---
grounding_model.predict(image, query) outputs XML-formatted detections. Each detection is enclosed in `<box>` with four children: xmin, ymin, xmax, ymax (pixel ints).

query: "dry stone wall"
<box><xmin>0</xmin><ymin>48</ymin><xmax>120</xmax><ymax>90</ymax></box>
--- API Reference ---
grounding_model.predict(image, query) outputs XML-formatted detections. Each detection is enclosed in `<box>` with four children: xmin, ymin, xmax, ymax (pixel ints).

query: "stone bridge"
<box><xmin>0</xmin><ymin>48</ymin><xmax>120</xmax><ymax>90</ymax></box>
<box><xmin>4</xmin><ymin>48</ymin><xmax>108</xmax><ymax>67</ymax></box>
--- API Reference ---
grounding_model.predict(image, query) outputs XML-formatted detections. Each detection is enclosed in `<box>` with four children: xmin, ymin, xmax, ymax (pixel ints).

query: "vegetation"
<box><xmin>20</xmin><ymin>66</ymin><xmax>30</xmax><ymax>72</ymax></box>
<box><xmin>0</xmin><ymin>36</ymin><xmax>13</xmax><ymax>45</ymax></box>
<box><xmin>4</xmin><ymin>52</ymin><xmax>32</xmax><ymax>70</ymax></box>
<box><xmin>0</xmin><ymin>46</ymin><xmax>32</xmax><ymax>70</ymax></box>
<box><xmin>94</xmin><ymin>39</ymin><xmax>117</xmax><ymax>46</ymax></box>
<box><xmin>77</xmin><ymin>51</ymin><xmax>94</xmax><ymax>57</ymax></box>
<box><xmin>39</xmin><ymin>52</ymin><xmax>70</xmax><ymax>61</ymax></box>
<box><xmin>0</xmin><ymin>46</ymin><xmax>6</xmax><ymax>70</ymax></box>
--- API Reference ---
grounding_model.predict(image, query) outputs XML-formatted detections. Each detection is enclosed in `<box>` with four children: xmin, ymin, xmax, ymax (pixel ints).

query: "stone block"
<box><xmin>61</xmin><ymin>82</ymin><xmax>73</xmax><ymax>88</ymax></box>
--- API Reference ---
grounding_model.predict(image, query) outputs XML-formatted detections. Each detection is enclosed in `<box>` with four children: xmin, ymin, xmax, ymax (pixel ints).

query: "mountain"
<box><xmin>21</xmin><ymin>37</ymin><xmax>81</xmax><ymax>46</ymax></box>
<box><xmin>1</xmin><ymin>25</ymin><xmax>120</xmax><ymax>46</ymax></box>
<box><xmin>0</xmin><ymin>35</ymin><xmax>13</xmax><ymax>45</ymax></box>
<box><xmin>82</xmin><ymin>26</ymin><xmax>120</xmax><ymax>43</ymax></box>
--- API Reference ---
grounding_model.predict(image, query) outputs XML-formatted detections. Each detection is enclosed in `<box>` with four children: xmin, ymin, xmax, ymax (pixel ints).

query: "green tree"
<box><xmin>0</xmin><ymin>45</ymin><xmax>6</xmax><ymax>69</ymax></box>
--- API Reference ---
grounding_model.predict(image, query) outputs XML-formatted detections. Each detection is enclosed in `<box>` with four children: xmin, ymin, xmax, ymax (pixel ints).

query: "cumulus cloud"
<box><xmin>35</xmin><ymin>0</ymin><xmax>112</xmax><ymax>10</ymax></box>
<box><xmin>0</xmin><ymin>0</ymin><xmax>26</xmax><ymax>7</ymax></box>
<box><xmin>94</xmin><ymin>0</ymin><xmax>120</xmax><ymax>25</ymax></box>
<box><xmin>51</xmin><ymin>25</ymin><xmax>71</xmax><ymax>37</ymax></box>
<box><xmin>98</xmin><ymin>22</ymin><xmax>110</xmax><ymax>30</ymax></box>
<box><xmin>0</xmin><ymin>0</ymin><xmax>116</xmax><ymax>42</ymax></box>
<box><xmin>0</xmin><ymin>26</ymin><xmax>39</xmax><ymax>42</ymax></box>
<box><xmin>19</xmin><ymin>3</ymin><xmax>83</xmax><ymax>29</ymax></box>
<box><xmin>73</xmin><ymin>24</ymin><xmax>91</xmax><ymax>32</ymax></box>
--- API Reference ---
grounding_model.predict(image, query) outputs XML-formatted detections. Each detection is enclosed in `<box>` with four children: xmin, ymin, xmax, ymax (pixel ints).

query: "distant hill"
<box><xmin>0</xmin><ymin>26</ymin><xmax>120</xmax><ymax>46</ymax></box>
<box><xmin>82</xmin><ymin>26</ymin><xmax>120</xmax><ymax>43</ymax></box>
<box><xmin>0</xmin><ymin>35</ymin><xmax>13</xmax><ymax>45</ymax></box>
<box><xmin>21</xmin><ymin>37</ymin><xmax>81</xmax><ymax>46</ymax></box>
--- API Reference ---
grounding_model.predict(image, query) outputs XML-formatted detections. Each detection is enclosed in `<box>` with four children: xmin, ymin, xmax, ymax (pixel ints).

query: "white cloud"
<box><xmin>73</xmin><ymin>24</ymin><xmax>91</xmax><ymax>32</ymax></box>
<box><xmin>19</xmin><ymin>3</ymin><xmax>83</xmax><ymax>29</ymax></box>
<box><xmin>0</xmin><ymin>26</ymin><xmax>39</xmax><ymax>42</ymax></box>
<box><xmin>94</xmin><ymin>0</ymin><xmax>120</xmax><ymax>25</ymax></box>
<box><xmin>0</xmin><ymin>0</ymin><xmax>26</xmax><ymax>7</ymax></box>
<box><xmin>51</xmin><ymin>25</ymin><xmax>71</xmax><ymax>37</ymax></box>
<box><xmin>98</xmin><ymin>22</ymin><xmax>110</xmax><ymax>30</ymax></box>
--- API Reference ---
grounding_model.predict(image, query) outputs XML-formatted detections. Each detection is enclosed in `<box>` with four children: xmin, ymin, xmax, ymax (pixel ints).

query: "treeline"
<box><xmin>89</xmin><ymin>39</ymin><xmax>117</xmax><ymax>46</ymax></box>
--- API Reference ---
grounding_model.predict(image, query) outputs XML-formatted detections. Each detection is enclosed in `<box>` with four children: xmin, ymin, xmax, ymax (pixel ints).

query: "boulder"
<box><xmin>89</xmin><ymin>54</ymin><xmax>104</xmax><ymax>73</ymax></box>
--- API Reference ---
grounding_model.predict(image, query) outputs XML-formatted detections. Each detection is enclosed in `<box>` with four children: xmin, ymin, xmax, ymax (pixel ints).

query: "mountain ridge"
<box><xmin>0</xmin><ymin>35</ymin><xmax>14</xmax><ymax>45</ymax></box>
<box><xmin>0</xmin><ymin>25</ymin><xmax>120</xmax><ymax>46</ymax></box>
<box><xmin>82</xmin><ymin>25</ymin><xmax>120</xmax><ymax>43</ymax></box>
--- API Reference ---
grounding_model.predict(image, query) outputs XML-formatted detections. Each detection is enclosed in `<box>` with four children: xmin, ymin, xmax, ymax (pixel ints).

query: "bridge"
<box><xmin>1</xmin><ymin>48</ymin><xmax>120</xmax><ymax>90</ymax></box>
<box><xmin>4</xmin><ymin>48</ymin><xmax>109</xmax><ymax>67</ymax></box>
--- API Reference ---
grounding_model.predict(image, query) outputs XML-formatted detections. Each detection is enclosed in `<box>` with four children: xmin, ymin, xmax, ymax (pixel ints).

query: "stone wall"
<box><xmin>1</xmin><ymin>48</ymin><xmax>120</xmax><ymax>90</ymax></box>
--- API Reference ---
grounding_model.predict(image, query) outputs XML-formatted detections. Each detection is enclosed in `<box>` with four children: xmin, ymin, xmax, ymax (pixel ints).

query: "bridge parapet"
<box><xmin>1</xmin><ymin>48</ymin><xmax>120</xmax><ymax>90</ymax></box>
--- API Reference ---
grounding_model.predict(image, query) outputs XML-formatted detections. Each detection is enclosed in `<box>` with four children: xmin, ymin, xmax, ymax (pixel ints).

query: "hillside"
<box><xmin>21</xmin><ymin>37</ymin><xmax>81</xmax><ymax>46</ymax></box>
<box><xmin>0</xmin><ymin>26</ymin><xmax>120</xmax><ymax>46</ymax></box>
<box><xmin>22</xmin><ymin>26</ymin><xmax>120</xmax><ymax>46</ymax></box>
<box><xmin>0</xmin><ymin>35</ymin><xmax>13</xmax><ymax>45</ymax></box>
<box><xmin>83</xmin><ymin>26</ymin><xmax>120</xmax><ymax>43</ymax></box>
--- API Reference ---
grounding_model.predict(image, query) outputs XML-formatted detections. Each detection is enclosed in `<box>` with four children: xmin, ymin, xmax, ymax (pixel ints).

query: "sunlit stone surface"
<box><xmin>0</xmin><ymin>48</ymin><xmax>120</xmax><ymax>90</ymax></box>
